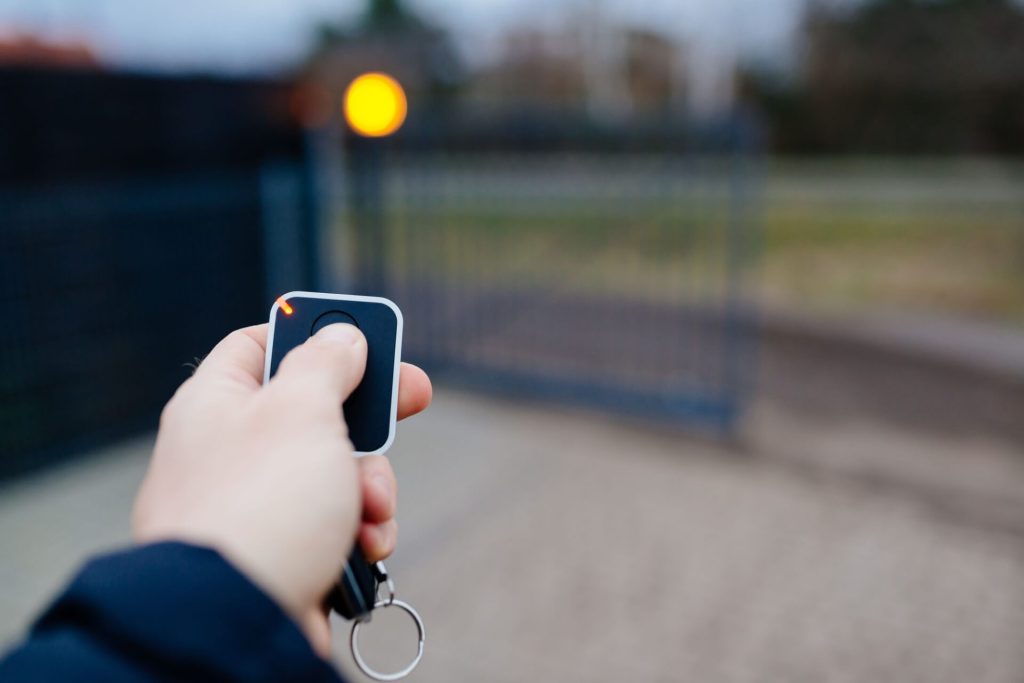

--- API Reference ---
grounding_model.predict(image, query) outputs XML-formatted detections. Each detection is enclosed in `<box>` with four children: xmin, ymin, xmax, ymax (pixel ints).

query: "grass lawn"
<box><xmin>331</xmin><ymin>157</ymin><xmax>1024</xmax><ymax>325</ymax></box>
<box><xmin>760</xmin><ymin>159</ymin><xmax>1024</xmax><ymax>322</ymax></box>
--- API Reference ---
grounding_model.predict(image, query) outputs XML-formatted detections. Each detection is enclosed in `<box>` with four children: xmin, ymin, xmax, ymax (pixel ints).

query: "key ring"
<box><xmin>349</xmin><ymin>563</ymin><xmax>425</xmax><ymax>681</ymax></box>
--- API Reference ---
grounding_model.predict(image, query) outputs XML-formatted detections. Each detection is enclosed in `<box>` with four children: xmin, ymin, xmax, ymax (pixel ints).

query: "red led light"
<box><xmin>276</xmin><ymin>296</ymin><xmax>294</xmax><ymax>316</ymax></box>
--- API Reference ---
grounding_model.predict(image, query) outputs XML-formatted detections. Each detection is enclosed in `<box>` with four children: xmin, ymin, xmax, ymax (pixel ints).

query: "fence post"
<box><xmin>345</xmin><ymin>133</ymin><xmax>386</xmax><ymax>295</ymax></box>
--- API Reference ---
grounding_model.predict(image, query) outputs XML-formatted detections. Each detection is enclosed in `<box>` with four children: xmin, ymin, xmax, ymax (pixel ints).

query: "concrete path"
<box><xmin>2</xmin><ymin>390</ymin><xmax>1023</xmax><ymax>682</ymax></box>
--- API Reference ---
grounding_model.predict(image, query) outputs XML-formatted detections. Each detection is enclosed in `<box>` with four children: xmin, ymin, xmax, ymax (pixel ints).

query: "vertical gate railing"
<box><xmin>325</xmin><ymin>118</ymin><xmax>760</xmax><ymax>432</ymax></box>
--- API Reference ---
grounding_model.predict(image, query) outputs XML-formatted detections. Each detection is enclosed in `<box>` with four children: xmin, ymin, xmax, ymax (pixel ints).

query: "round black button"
<box><xmin>310</xmin><ymin>310</ymin><xmax>359</xmax><ymax>337</ymax></box>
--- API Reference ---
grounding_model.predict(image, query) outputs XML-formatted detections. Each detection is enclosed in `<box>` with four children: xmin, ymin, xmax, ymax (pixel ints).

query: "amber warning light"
<box><xmin>276</xmin><ymin>296</ymin><xmax>294</xmax><ymax>316</ymax></box>
<box><xmin>343</xmin><ymin>72</ymin><xmax>407</xmax><ymax>138</ymax></box>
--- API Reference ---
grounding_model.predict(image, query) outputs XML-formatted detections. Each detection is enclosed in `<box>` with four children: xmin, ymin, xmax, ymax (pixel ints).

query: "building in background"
<box><xmin>466</xmin><ymin>10</ymin><xmax>687</xmax><ymax>121</ymax></box>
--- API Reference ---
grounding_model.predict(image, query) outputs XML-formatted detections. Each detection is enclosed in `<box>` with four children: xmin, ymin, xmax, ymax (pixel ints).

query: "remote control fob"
<box><xmin>264</xmin><ymin>292</ymin><xmax>403</xmax><ymax>619</ymax></box>
<box><xmin>326</xmin><ymin>545</ymin><xmax>385</xmax><ymax>619</ymax></box>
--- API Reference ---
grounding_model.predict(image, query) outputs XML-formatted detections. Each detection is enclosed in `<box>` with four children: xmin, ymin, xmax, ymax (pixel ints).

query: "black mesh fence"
<box><xmin>0</xmin><ymin>172</ymin><xmax>295</xmax><ymax>477</ymax></box>
<box><xmin>0</xmin><ymin>68</ymin><xmax>314</xmax><ymax>480</ymax></box>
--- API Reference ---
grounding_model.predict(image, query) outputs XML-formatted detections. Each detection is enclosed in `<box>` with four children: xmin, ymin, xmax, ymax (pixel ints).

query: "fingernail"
<box><xmin>315</xmin><ymin>323</ymin><xmax>360</xmax><ymax>344</ymax></box>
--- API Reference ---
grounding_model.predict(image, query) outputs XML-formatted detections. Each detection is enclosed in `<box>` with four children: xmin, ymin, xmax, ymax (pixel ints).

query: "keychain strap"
<box><xmin>348</xmin><ymin>562</ymin><xmax>425</xmax><ymax>681</ymax></box>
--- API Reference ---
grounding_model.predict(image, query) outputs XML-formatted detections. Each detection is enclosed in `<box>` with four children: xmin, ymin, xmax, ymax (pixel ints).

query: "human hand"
<box><xmin>131</xmin><ymin>323</ymin><xmax>431</xmax><ymax>656</ymax></box>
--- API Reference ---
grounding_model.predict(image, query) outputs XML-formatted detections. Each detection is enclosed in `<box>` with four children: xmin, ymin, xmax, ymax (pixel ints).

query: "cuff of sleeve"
<box><xmin>34</xmin><ymin>542</ymin><xmax>341</xmax><ymax>683</ymax></box>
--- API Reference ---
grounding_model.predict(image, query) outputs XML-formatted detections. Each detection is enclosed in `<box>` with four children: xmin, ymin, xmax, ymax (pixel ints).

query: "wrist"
<box><xmin>37</xmin><ymin>542</ymin><xmax>340</xmax><ymax>681</ymax></box>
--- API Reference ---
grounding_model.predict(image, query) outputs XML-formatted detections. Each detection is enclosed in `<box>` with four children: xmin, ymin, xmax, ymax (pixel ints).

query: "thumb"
<box><xmin>271</xmin><ymin>323</ymin><xmax>368</xmax><ymax>405</ymax></box>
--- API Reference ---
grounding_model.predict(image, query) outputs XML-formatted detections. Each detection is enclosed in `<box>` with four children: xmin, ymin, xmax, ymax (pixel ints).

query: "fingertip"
<box><xmin>398</xmin><ymin>363</ymin><xmax>432</xmax><ymax>420</ymax></box>
<box><xmin>367</xmin><ymin>473</ymin><xmax>395</xmax><ymax>521</ymax></box>
<box><xmin>359</xmin><ymin>456</ymin><xmax>396</xmax><ymax>522</ymax></box>
<box><xmin>359</xmin><ymin>520</ymin><xmax>398</xmax><ymax>563</ymax></box>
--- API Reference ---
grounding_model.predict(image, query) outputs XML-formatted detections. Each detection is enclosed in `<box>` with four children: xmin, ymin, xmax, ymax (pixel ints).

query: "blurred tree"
<box><xmin>305</xmin><ymin>0</ymin><xmax>461</xmax><ymax>107</ymax></box>
<box><xmin>362</xmin><ymin>0</ymin><xmax>422</xmax><ymax>31</ymax></box>
<box><xmin>740</xmin><ymin>0</ymin><xmax>1024</xmax><ymax>154</ymax></box>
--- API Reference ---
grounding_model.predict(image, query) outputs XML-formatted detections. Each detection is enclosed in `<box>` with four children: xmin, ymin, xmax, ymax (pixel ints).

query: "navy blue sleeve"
<box><xmin>0</xmin><ymin>542</ymin><xmax>345</xmax><ymax>683</ymax></box>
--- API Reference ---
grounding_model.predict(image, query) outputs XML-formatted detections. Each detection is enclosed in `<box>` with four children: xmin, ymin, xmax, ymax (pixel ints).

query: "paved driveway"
<box><xmin>2</xmin><ymin>390</ymin><xmax>1023</xmax><ymax>682</ymax></box>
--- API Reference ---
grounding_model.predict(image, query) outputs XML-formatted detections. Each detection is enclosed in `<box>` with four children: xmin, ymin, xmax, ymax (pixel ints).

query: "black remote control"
<box><xmin>263</xmin><ymin>291</ymin><xmax>403</xmax><ymax>619</ymax></box>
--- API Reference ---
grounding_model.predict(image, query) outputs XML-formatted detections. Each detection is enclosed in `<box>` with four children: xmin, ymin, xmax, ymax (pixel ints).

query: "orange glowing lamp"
<box><xmin>343</xmin><ymin>72</ymin><xmax>408</xmax><ymax>138</ymax></box>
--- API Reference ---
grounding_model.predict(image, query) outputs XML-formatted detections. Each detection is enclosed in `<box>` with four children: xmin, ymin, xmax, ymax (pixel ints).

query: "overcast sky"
<box><xmin>0</xmin><ymin>0</ymin><xmax>810</xmax><ymax>74</ymax></box>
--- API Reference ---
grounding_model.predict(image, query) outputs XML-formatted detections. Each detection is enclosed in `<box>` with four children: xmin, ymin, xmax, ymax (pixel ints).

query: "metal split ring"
<box><xmin>349</xmin><ymin>598</ymin><xmax>425</xmax><ymax>681</ymax></box>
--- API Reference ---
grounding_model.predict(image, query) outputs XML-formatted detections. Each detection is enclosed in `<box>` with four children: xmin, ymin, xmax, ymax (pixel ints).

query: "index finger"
<box><xmin>192</xmin><ymin>324</ymin><xmax>268</xmax><ymax>391</ymax></box>
<box><xmin>397</xmin><ymin>363</ymin><xmax>432</xmax><ymax>421</ymax></box>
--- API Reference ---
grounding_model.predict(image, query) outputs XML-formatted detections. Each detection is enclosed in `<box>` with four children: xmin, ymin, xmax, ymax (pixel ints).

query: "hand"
<box><xmin>131</xmin><ymin>323</ymin><xmax>431</xmax><ymax>656</ymax></box>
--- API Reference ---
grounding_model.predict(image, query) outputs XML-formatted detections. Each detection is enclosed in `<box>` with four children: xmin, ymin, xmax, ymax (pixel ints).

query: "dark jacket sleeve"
<box><xmin>0</xmin><ymin>542</ymin><xmax>344</xmax><ymax>683</ymax></box>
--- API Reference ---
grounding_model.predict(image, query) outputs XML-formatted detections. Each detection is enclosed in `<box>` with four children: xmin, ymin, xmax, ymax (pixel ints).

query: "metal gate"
<box><xmin>322</xmin><ymin>118</ymin><xmax>760</xmax><ymax>432</ymax></box>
